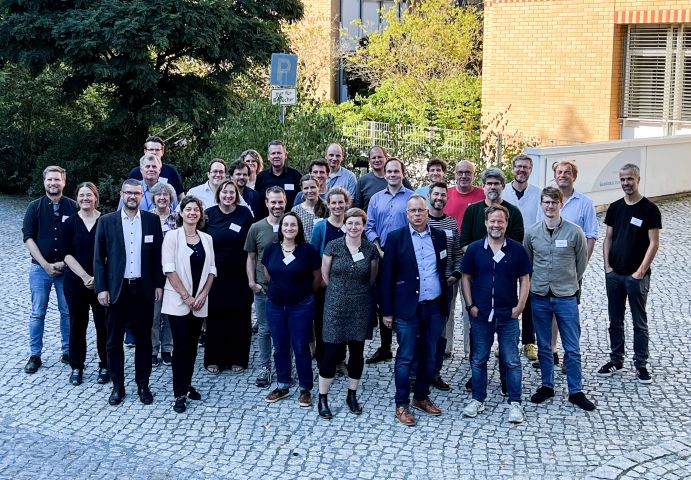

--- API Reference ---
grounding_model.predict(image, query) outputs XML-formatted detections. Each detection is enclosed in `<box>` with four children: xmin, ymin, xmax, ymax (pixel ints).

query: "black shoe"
<box><xmin>108</xmin><ymin>386</ymin><xmax>126</xmax><ymax>405</ymax></box>
<box><xmin>553</xmin><ymin>352</ymin><xmax>559</xmax><ymax>365</ymax></box>
<box><xmin>365</xmin><ymin>348</ymin><xmax>392</xmax><ymax>364</ymax></box>
<box><xmin>173</xmin><ymin>395</ymin><xmax>187</xmax><ymax>413</ymax></box>
<box><xmin>60</xmin><ymin>353</ymin><xmax>70</xmax><ymax>365</ymax></box>
<box><xmin>187</xmin><ymin>386</ymin><xmax>202</xmax><ymax>401</ymax></box>
<box><xmin>24</xmin><ymin>355</ymin><xmax>42</xmax><ymax>374</ymax></box>
<box><xmin>137</xmin><ymin>385</ymin><xmax>154</xmax><ymax>405</ymax></box>
<box><xmin>500</xmin><ymin>378</ymin><xmax>508</xmax><ymax>397</ymax></box>
<box><xmin>69</xmin><ymin>369</ymin><xmax>83</xmax><ymax>386</ymax></box>
<box><xmin>636</xmin><ymin>367</ymin><xmax>653</xmax><ymax>384</ymax></box>
<box><xmin>597</xmin><ymin>361</ymin><xmax>623</xmax><ymax>376</ymax></box>
<box><xmin>161</xmin><ymin>352</ymin><xmax>172</xmax><ymax>366</ymax></box>
<box><xmin>530</xmin><ymin>386</ymin><xmax>555</xmax><ymax>404</ymax></box>
<box><xmin>346</xmin><ymin>389</ymin><xmax>363</xmax><ymax>415</ymax></box>
<box><xmin>151</xmin><ymin>355</ymin><xmax>160</xmax><ymax>368</ymax></box>
<box><xmin>431</xmin><ymin>375</ymin><xmax>451</xmax><ymax>392</ymax></box>
<box><xmin>318</xmin><ymin>394</ymin><xmax>333</xmax><ymax>419</ymax></box>
<box><xmin>465</xmin><ymin>378</ymin><xmax>472</xmax><ymax>392</ymax></box>
<box><xmin>568</xmin><ymin>392</ymin><xmax>596</xmax><ymax>411</ymax></box>
<box><xmin>97</xmin><ymin>368</ymin><xmax>110</xmax><ymax>384</ymax></box>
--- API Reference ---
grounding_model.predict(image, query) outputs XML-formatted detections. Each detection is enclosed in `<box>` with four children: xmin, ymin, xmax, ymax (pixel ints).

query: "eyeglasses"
<box><xmin>123</xmin><ymin>191</ymin><xmax>143</xmax><ymax>197</ymax></box>
<box><xmin>209</xmin><ymin>170</ymin><xmax>225</xmax><ymax>175</ymax></box>
<box><xmin>456</xmin><ymin>171</ymin><xmax>473</xmax><ymax>176</ymax></box>
<box><xmin>541</xmin><ymin>200</ymin><xmax>559</xmax><ymax>206</ymax></box>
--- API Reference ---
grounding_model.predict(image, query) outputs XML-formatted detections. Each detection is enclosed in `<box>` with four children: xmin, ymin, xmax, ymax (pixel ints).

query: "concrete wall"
<box><xmin>524</xmin><ymin>134</ymin><xmax>691</xmax><ymax>207</ymax></box>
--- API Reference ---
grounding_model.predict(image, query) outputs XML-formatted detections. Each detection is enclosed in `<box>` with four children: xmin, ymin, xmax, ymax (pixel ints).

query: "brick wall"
<box><xmin>482</xmin><ymin>0</ymin><xmax>691</xmax><ymax>145</ymax></box>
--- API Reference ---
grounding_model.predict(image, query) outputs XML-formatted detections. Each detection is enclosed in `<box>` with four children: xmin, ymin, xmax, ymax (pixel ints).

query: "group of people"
<box><xmin>22</xmin><ymin>136</ymin><xmax>661</xmax><ymax>424</ymax></box>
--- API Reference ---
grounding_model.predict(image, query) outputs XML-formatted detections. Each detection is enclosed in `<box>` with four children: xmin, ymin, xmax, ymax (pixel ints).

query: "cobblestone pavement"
<box><xmin>1</xmin><ymin>193</ymin><xmax>690</xmax><ymax>479</ymax></box>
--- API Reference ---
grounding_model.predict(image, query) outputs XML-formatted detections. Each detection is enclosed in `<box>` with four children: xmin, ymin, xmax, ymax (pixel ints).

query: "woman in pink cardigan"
<box><xmin>161</xmin><ymin>196</ymin><xmax>216</xmax><ymax>413</ymax></box>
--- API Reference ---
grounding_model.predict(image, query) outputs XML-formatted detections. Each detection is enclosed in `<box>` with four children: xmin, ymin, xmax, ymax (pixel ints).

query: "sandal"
<box><xmin>231</xmin><ymin>366</ymin><xmax>245</xmax><ymax>373</ymax></box>
<box><xmin>206</xmin><ymin>365</ymin><xmax>220</xmax><ymax>374</ymax></box>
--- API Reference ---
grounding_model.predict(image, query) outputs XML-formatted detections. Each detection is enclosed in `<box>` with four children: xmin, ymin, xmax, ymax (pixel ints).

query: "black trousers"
<box><xmin>169</xmin><ymin>312</ymin><xmax>203</xmax><ymax>397</ymax></box>
<box><xmin>64</xmin><ymin>276</ymin><xmax>107</xmax><ymax>370</ymax></box>
<box><xmin>204</xmin><ymin>304</ymin><xmax>251</xmax><ymax>370</ymax></box>
<box><xmin>375</xmin><ymin>269</ymin><xmax>393</xmax><ymax>351</ymax></box>
<box><xmin>313</xmin><ymin>287</ymin><xmax>327</xmax><ymax>368</ymax></box>
<box><xmin>320</xmin><ymin>341</ymin><xmax>365</xmax><ymax>380</ymax></box>
<box><xmin>105</xmin><ymin>281</ymin><xmax>154</xmax><ymax>388</ymax></box>
<box><xmin>521</xmin><ymin>297</ymin><xmax>535</xmax><ymax>345</ymax></box>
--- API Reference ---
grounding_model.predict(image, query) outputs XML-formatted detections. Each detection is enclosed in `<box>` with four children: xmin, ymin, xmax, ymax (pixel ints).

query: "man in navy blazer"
<box><xmin>95</xmin><ymin>179</ymin><xmax>164</xmax><ymax>406</ymax></box>
<box><xmin>381</xmin><ymin>195</ymin><xmax>449</xmax><ymax>426</ymax></box>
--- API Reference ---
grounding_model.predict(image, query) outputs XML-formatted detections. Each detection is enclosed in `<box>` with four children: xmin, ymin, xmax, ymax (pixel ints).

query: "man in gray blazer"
<box><xmin>95</xmin><ymin>179</ymin><xmax>164</xmax><ymax>406</ymax></box>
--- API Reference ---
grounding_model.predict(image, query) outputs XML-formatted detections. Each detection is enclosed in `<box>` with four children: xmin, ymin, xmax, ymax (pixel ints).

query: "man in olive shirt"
<box><xmin>523</xmin><ymin>186</ymin><xmax>595</xmax><ymax>411</ymax></box>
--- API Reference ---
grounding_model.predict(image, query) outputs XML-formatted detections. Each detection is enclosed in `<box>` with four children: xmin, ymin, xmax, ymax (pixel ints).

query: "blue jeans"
<box><xmin>266</xmin><ymin>295</ymin><xmax>314</xmax><ymax>390</ymax></box>
<box><xmin>606</xmin><ymin>271</ymin><xmax>651</xmax><ymax>368</ymax></box>
<box><xmin>470</xmin><ymin>314</ymin><xmax>522</xmax><ymax>403</ymax></box>
<box><xmin>254</xmin><ymin>290</ymin><xmax>272</xmax><ymax>370</ymax></box>
<box><xmin>394</xmin><ymin>300</ymin><xmax>446</xmax><ymax>406</ymax></box>
<box><xmin>28</xmin><ymin>264</ymin><xmax>70</xmax><ymax>356</ymax></box>
<box><xmin>531</xmin><ymin>294</ymin><xmax>582</xmax><ymax>393</ymax></box>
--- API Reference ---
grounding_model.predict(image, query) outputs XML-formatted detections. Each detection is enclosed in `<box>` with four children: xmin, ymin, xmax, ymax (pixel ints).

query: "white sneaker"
<box><xmin>463</xmin><ymin>399</ymin><xmax>485</xmax><ymax>418</ymax></box>
<box><xmin>508</xmin><ymin>402</ymin><xmax>525</xmax><ymax>424</ymax></box>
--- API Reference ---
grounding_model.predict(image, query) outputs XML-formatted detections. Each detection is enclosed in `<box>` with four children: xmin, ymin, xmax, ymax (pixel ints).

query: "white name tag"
<box><xmin>282</xmin><ymin>254</ymin><xmax>295</xmax><ymax>265</ymax></box>
<box><xmin>144</xmin><ymin>235</ymin><xmax>154</xmax><ymax>243</ymax></box>
<box><xmin>555</xmin><ymin>239</ymin><xmax>568</xmax><ymax>248</ymax></box>
<box><xmin>229</xmin><ymin>223</ymin><xmax>241</xmax><ymax>232</ymax></box>
<box><xmin>440</xmin><ymin>249</ymin><xmax>447</xmax><ymax>259</ymax></box>
<box><xmin>62</xmin><ymin>215</ymin><xmax>70</xmax><ymax>223</ymax></box>
<box><xmin>313</xmin><ymin>218</ymin><xmax>324</xmax><ymax>225</ymax></box>
<box><xmin>183</xmin><ymin>245</ymin><xmax>194</xmax><ymax>257</ymax></box>
<box><xmin>284</xmin><ymin>184</ymin><xmax>295</xmax><ymax>191</ymax></box>
<box><xmin>352</xmin><ymin>251</ymin><xmax>365</xmax><ymax>262</ymax></box>
<box><xmin>492</xmin><ymin>250</ymin><xmax>505</xmax><ymax>263</ymax></box>
<box><xmin>159</xmin><ymin>177</ymin><xmax>168</xmax><ymax>184</ymax></box>
<box><xmin>272</xmin><ymin>224</ymin><xmax>279</xmax><ymax>233</ymax></box>
<box><xmin>630</xmin><ymin>217</ymin><xmax>643</xmax><ymax>227</ymax></box>
<box><xmin>341</xmin><ymin>225</ymin><xmax>347</xmax><ymax>233</ymax></box>
<box><xmin>444</xmin><ymin>229</ymin><xmax>453</xmax><ymax>238</ymax></box>
<box><xmin>488</xmin><ymin>308</ymin><xmax>494</xmax><ymax>323</ymax></box>
<box><xmin>161</xmin><ymin>225</ymin><xmax>170</xmax><ymax>233</ymax></box>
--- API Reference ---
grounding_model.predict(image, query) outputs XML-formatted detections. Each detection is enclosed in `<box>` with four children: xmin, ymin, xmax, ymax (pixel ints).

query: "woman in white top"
<box><xmin>161</xmin><ymin>196</ymin><xmax>216</xmax><ymax>414</ymax></box>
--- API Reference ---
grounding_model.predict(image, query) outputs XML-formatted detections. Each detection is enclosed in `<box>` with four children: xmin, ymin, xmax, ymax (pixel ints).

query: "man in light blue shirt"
<box><xmin>325</xmin><ymin>143</ymin><xmax>357</xmax><ymax>197</ymax></box>
<box><xmin>415</xmin><ymin>159</ymin><xmax>447</xmax><ymax>206</ymax></box>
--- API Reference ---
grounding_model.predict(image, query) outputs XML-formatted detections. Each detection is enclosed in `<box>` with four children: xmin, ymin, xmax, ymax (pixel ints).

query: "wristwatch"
<box><xmin>466</xmin><ymin>304</ymin><xmax>477</xmax><ymax>313</ymax></box>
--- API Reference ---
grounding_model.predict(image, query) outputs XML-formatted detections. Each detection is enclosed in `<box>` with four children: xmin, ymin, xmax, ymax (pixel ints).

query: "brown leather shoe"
<box><xmin>395</xmin><ymin>405</ymin><xmax>417</xmax><ymax>426</ymax></box>
<box><xmin>412</xmin><ymin>398</ymin><xmax>442</xmax><ymax>416</ymax></box>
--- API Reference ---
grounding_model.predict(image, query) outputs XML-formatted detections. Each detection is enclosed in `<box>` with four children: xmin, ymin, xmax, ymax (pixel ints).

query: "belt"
<box><xmin>124</xmin><ymin>277</ymin><xmax>141</xmax><ymax>284</ymax></box>
<box><xmin>419</xmin><ymin>296</ymin><xmax>440</xmax><ymax>305</ymax></box>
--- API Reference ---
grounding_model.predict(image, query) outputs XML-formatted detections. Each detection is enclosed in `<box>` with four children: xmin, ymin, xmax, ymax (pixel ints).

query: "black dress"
<box><xmin>203</xmin><ymin>205</ymin><xmax>254</xmax><ymax>370</ymax></box>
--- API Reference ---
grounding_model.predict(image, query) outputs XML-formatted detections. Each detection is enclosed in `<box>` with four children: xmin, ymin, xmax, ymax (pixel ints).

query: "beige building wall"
<box><xmin>482</xmin><ymin>0</ymin><xmax>691</xmax><ymax>146</ymax></box>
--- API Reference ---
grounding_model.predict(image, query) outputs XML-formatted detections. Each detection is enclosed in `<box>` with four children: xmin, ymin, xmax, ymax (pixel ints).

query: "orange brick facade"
<box><xmin>482</xmin><ymin>0</ymin><xmax>691</xmax><ymax>145</ymax></box>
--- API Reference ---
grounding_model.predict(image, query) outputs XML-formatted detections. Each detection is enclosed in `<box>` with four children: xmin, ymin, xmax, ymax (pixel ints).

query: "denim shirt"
<box><xmin>409</xmin><ymin>224</ymin><xmax>442</xmax><ymax>301</ymax></box>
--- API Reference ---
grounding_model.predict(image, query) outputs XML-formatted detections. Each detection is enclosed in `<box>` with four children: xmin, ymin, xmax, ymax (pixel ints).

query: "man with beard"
<box><xmin>95</xmin><ymin>180</ymin><xmax>164</xmax><ymax>406</ymax></box>
<box><xmin>245</xmin><ymin>187</ymin><xmax>287</xmax><ymax>387</ymax></box>
<box><xmin>598</xmin><ymin>164</ymin><xmax>661</xmax><ymax>384</ymax></box>
<box><xmin>229</xmin><ymin>160</ymin><xmax>259</xmax><ymax>216</ymax></box>
<box><xmin>461</xmin><ymin>205</ymin><xmax>531</xmax><ymax>423</ymax></box>
<box><xmin>444</xmin><ymin>160</ymin><xmax>485</xmax><ymax>230</ymax></box>
<box><xmin>426</xmin><ymin>182</ymin><xmax>462</xmax><ymax>390</ymax></box>
<box><xmin>22</xmin><ymin>166</ymin><xmax>79</xmax><ymax>373</ymax></box>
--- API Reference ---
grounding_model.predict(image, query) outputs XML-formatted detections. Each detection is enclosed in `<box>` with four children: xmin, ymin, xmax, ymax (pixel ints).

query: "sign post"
<box><xmin>270</xmin><ymin>54</ymin><xmax>298</xmax><ymax>125</ymax></box>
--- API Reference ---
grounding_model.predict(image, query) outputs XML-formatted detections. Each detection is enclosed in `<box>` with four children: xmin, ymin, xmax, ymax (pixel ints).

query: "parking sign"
<box><xmin>270</xmin><ymin>54</ymin><xmax>298</xmax><ymax>87</ymax></box>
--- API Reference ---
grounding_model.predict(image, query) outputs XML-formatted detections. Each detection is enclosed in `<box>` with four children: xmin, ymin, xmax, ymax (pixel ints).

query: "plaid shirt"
<box><xmin>151</xmin><ymin>207</ymin><xmax>178</xmax><ymax>236</ymax></box>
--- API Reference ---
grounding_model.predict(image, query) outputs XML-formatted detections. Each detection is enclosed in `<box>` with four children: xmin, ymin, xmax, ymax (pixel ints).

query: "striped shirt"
<box><xmin>428</xmin><ymin>213</ymin><xmax>463</xmax><ymax>278</ymax></box>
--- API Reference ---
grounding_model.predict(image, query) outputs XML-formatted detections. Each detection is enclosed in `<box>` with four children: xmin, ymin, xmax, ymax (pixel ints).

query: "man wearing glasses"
<box><xmin>186</xmin><ymin>159</ymin><xmax>229</xmax><ymax>212</ymax></box>
<box><xmin>22</xmin><ymin>166</ymin><xmax>78</xmax><ymax>373</ymax></box>
<box><xmin>95</xmin><ymin>180</ymin><xmax>164</xmax><ymax>406</ymax></box>
<box><xmin>443</xmin><ymin>160</ymin><xmax>485</xmax><ymax>231</ymax></box>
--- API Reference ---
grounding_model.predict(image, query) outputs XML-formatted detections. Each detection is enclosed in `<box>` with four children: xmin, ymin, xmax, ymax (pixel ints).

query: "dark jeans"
<box><xmin>64</xmin><ymin>276</ymin><xmax>107</xmax><ymax>370</ymax></box>
<box><xmin>394</xmin><ymin>299</ymin><xmax>446</xmax><ymax>406</ymax></box>
<box><xmin>205</xmin><ymin>304</ymin><xmax>252</xmax><ymax>370</ymax></box>
<box><xmin>313</xmin><ymin>287</ymin><xmax>327</xmax><ymax>368</ymax></box>
<box><xmin>168</xmin><ymin>312</ymin><xmax>203</xmax><ymax>398</ymax></box>
<box><xmin>521</xmin><ymin>297</ymin><xmax>535</xmax><ymax>345</ymax></box>
<box><xmin>470</xmin><ymin>314</ymin><xmax>521</xmax><ymax>403</ymax></box>
<box><xmin>105</xmin><ymin>282</ymin><xmax>154</xmax><ymax>388</ymax></box>
<box><xmin>375</xmin><ymin>270</ymin><xmax>393</xmax><ymax>351</ymax></box>
<box><xmin>266</xmin><ymin>295</ymin><xmax>314</xmax><ymax>391</ymax></box>
<box><xmin>320</xmin><ymin>341</ymin><xmax>365</xmax><ymax>380</ymax></box>
<box><xmin>606</xmin><ymin>271</ymin><xmax>651</xmax><ymax>368</ymax></box>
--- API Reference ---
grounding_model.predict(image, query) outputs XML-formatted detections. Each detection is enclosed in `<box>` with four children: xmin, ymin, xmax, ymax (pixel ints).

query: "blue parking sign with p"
<box><xmin>270</xmin><ymin>54</ymin><xmax>298</xmax><ymax>87</ymax></box>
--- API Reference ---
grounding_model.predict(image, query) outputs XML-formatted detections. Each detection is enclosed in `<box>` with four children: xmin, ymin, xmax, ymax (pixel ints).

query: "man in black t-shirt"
<box><xmin>598</xmin><ymin>163</ymin><xmax>661</xmax><ymax>384</ymax></box>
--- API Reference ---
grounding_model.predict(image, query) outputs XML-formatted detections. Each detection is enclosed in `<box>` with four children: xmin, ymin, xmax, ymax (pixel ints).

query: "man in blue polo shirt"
<box><xmin>461</xmin><ymin>204</ymin><xmax>531</xmax><ymax>423</ymax></box>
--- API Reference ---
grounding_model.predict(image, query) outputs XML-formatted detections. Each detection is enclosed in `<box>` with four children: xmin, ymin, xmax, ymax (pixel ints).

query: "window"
<box><xmin>622</xmin><ymin>24</ymin><xmax>691</xmax><ymax>136</ymax></box>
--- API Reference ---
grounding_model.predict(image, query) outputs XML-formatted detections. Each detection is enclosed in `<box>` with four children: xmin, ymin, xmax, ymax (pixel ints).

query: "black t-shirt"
<box><xmin>262</xmin><ymin>242</ymin><xmax>321</xmax><ymax>305</ymax></box>
<box><xmin>604</xmin><ymin>197</ymin><xmax>662</xmax><ymax>275</ymax></box>
<box><xmin>63</xmin><ymin>214</ymin><xmax>99</xmax><ymax>280</ymax></box>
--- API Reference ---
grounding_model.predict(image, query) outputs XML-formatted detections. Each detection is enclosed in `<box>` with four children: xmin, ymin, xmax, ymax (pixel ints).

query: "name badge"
<box><xmin>313</xmin><ymin>218</ymin><xmax>324</xmax><ymax>225</ymax></box>
<box><xmin>161</xmin><ymin>225</ymin><xmax>170</xmax><ymax>233</ymax></box>
<box><xmin>183</xmin><ymin>245</ymin><xmax>194</xmax><ymax>257</ymax></box>
<box><xmin>284</xmin><ymin>184</ymin><xmax>295</xmax><ymax>191</ymax></box>
<box><xmin>352</xmin><ymin>252</ymin><xmax>365</xmax><ymax>262</ymax></box>
<box><xmin>444</xmin><ymin>229</ymin><xmax>453</xmax><ymax>238</ymax></box>
<box><xmin>229</xmin><ymin>223</ymin><xmax>241</xmax><ymax>232</ymax></box>
<box><xmin>159</xmin><ymin>177</ymin><xmax>168</xmax><ymax>184</ymax></box>
<box><xmin>282</xmin><ymin>254</ymin><xmax>295</xmax><ymax>265</ymax></box>
<box><xmin>62</xmin><ymin>215</ymin><xmax>70</xmax><ymax>223</ymax></box>
<box><xmin>439</xmin><ymin>249</ymin><xmax>447</xmax><ymax>259</ymax></box>
<box><xmin>555</xmin><ymin>239</ymin><xmax>568</xmax><ymax>248</ymax></box>
<box><xmin>492</xmin><ymin>250</ymin><xmax>505</xmax><ymax>263</ymax></box>
<box><xmin>272</xmin><ymin>224</ymin><xmax>279</xmax><ymax>233</ymax></box>
<box><xmin>341</xmin><ymin>225</ymin><xmax>348</xmax><ymax>233</ymax></box>
<box><xmin>144</xmin><ymin>235</ymin><xmax>154</xmax><ymax>243</ymax></box>
<box><xmin>630</xmin><ymin>217</ymin><xmax>643</xmax><ymax>227</ymax></box>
